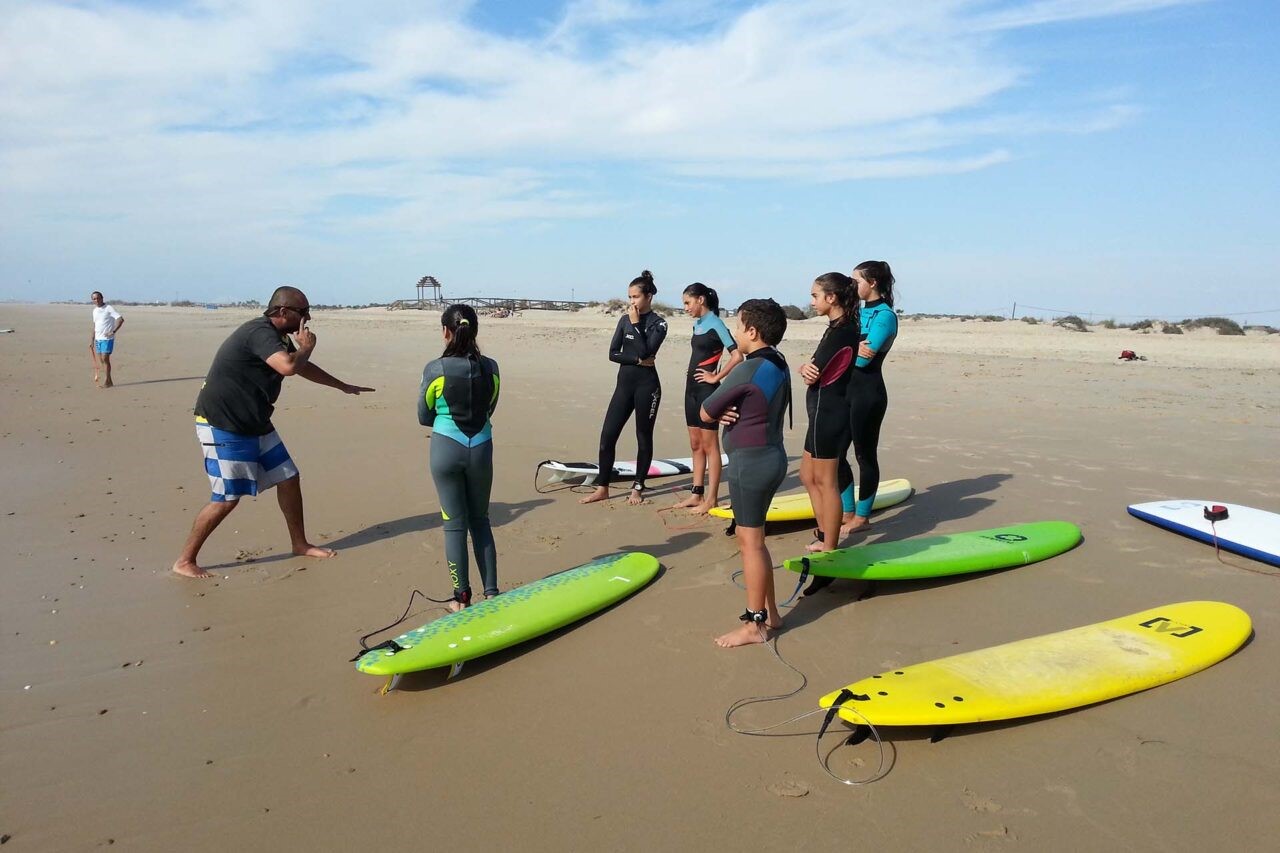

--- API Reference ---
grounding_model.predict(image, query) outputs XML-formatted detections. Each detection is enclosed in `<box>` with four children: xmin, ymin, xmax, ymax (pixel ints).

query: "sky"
<box><xmin>1</xmin><ymin>0</ymin><xmax>1277</xmax><ymax>318</ymax></box>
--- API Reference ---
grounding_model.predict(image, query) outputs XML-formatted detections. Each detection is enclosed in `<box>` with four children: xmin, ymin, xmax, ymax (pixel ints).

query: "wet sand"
<box><xmin>1</xmin><ymin>303</ymin><xmax>1278</xmax><ymax>850</ymax></box>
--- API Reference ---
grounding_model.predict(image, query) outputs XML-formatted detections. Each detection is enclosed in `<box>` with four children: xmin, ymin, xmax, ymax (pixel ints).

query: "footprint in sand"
<box><xmin>766</xmin><ymin>780</ymin><xmax>810</xmax><ymax>798</ymax></box>
<box><xmin>961</xmin><ymin>786</ymin><xmax>1003</xmax><ymax>813</ymax></box>
<box><xmin>966</xmin><ymin>824</ymin><xmax>1015</xmax><ymax>844</ymax></box>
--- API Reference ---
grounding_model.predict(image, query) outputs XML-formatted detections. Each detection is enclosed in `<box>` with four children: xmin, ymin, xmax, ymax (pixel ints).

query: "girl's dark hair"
<box><xmin>441</xmin><ymin>303</ymin><xmax>481</xmax><ymax>359</ymax></box>
<box><xmin>630</xmin><ymin>269</ymin><xmax>657</xmax><ymax>296</ymax></box>
<box><xmin>854</xmin><ymin>260</ymin><xmax>895</xmax><ymax>308</ymax></box>
<box><xmin>683</xmin><ymin>281</ymin><xmax>719</xmax><ymax>314</ymax></box>
<box><xmin>813</xmin><ymin>272</ymin><xmax>858</xmax><ymax>323</ymax></box>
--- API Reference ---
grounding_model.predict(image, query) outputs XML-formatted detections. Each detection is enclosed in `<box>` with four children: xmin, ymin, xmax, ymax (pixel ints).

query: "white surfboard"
<box><xmin>537</xmin><ymin>455</ymin><xmax>728</xmax><ymax>486</ymax></box>
<box><xmin>1128</xmin><ymin>500</ymin><xmax>1280</xmax><ymax>567</ymax></box>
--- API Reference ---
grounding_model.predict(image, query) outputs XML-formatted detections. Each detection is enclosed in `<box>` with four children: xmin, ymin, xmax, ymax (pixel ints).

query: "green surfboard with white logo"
<box><xmin>783</xmin><ymin>521</ymin><xmax>1081</xmax><ymax>580</ymax></box>
<box><xmin>355</xmin><ymin>552</ymin><xmax>660</xmax><ymax>678</ymax></box>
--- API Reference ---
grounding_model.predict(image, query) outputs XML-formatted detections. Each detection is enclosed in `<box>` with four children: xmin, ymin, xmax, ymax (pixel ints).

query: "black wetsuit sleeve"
<box><xmin>634</xmin><ymin>315</ymin><xmax>667</xmax><ymax>361</ymax></box>
<box><xmin>608</xmin><ymin>317</ymin><xmax>633</xmax><ymax>365</ymax></box>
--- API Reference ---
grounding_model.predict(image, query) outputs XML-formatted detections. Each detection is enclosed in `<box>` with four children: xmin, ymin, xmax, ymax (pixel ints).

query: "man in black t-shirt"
<box><xmin>172</xmin><ymin>286</ymin><xmax>375</xmax><ymax>579</ymax></box>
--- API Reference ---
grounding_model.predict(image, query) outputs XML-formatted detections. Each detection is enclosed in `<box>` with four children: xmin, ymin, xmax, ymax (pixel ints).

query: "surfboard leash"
<box><xmin>1203</xmin><ymin>505</ymin><xmax>1280</xmax><ymax>579</ymax></box>
<box><xmin>350</xmin><ymin>589</ymin><xmax>455</xmax><ymax>662</ymax></box>
<box><xmin>722</xmin><ymin>633</ymin><xmax>891</xmax><ymax>785</ymax></box>
<box><xmin>728</xmin><ymin>561</ymin><xmax>807</xmax><ymax>608</ymax></box>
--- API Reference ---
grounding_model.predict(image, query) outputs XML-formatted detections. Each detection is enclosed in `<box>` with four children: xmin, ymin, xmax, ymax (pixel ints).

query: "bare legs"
<box><xmin>276</xmin><ymin>475</ymin><xmax>337</xmax><ymax>558</ymax></box>
<box><xmin>171</xmin><ymin>475</ymin><xmax>334</xmax><ymax>578</ymax></box>
<box><xmin>800</xmin><ymin>452</ymin><xmax>842</xmax><ymax>552</ymax></box>
<box><xmin>172</xmin><ymin>500</ymin><xmax>239</xmax><ymax>578</ymax></box>
<box><xmin>93</xmin><ymin>351</ymin><xmax>114</xmax><ymax>388</ymax></box>
<box><xmin>674</xmin><ymin>427</ymin><xmax>705</xmax><ymax>508</ymax></box>
<box><xmin>714</xmin><ymin>524</ymin><xmax>782</xmax><ymax>648</ymax></box>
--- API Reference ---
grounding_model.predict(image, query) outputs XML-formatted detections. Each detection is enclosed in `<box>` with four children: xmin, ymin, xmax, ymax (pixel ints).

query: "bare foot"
<box><xmin>839</xmin><ymin>517</ymin><xmax>871</xmax><ymax>537</ymax></box>
<box><xmin>172</xmin><ymin>559</ymin><xmax>217</xmax><ymax>579</ymax></box>
<box><xmin>805</xmin><ymin>538</ymin><xmax>833</xmax><ymax>553</ymax></box>
<box><xmin>673</xmin><ymin>493</ymin><xmax>702</xmax><ymax>509</ymax></box>
<box><xmin>714</xmin><ymin>622</ymin><xmax>772</xmax><ymax>648</ymax></box>
<box><xmin>627</xmin><ymin>488</ymin><xmax>645</xmax><ymax>506</ymax></box>
<box><xmin>293</xmin><ymin>544</ymin><xmax>337</xmax><ymax>558</ymax></box>
<box><xmin>579</xmin><ymin>487</ymin><xmax>609</xmax><ymax>504</ymax></box>
<box><xmin>447</xmin><ymin>599</ymin><xmax>467</xmax><ymax>613</ymax></box>
<box><xmin>687</xmin><ymin>499</ymin><xmax>715</xmax><ymax>516</ymax></box>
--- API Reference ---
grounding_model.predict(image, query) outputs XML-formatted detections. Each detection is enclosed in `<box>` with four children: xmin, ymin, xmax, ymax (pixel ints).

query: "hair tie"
<box><xmin>457</xmin><ymin>318</ymin><xmax>470</xmax><ymax>326</ymax></box>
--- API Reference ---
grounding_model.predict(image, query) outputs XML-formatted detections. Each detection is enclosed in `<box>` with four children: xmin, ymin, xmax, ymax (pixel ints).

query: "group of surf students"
<box><xmin>416</xmin><ymin>264</ymin><xmax>898</xmax><ymax>649</ymax></box>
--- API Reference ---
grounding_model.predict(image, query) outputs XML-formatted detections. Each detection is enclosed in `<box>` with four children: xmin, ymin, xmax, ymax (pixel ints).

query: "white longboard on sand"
<box><xmin>1128</xmin><ymin>500</ymin><xmax>1280</xmax><ymax>567</ymax></box>
<box><xmin>537</xmin><ymin>455</ymin><xmax>727</xmax><ymax>487</ymax></box>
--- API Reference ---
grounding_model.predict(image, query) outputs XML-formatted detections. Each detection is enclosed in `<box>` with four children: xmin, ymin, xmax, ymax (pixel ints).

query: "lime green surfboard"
<box><xmin>783</xmin><ymin>521</ymin><xmax>1081</xmax><ymax>580</ymax></box>
<box><xmin>355</xmin><ymin>552</ymin><xmax>660</xmax><ymax>678</ymax></box>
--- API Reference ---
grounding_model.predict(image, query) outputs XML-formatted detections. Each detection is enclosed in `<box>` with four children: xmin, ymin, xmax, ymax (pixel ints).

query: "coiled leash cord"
<box><xmin>723</xmin><ymin>624</ymin><xmax>891</xmax><ymax>785</ymax></box>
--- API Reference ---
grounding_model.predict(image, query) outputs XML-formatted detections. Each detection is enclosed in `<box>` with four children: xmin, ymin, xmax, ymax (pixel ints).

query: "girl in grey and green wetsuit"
<box><xmin>418</xmin><ymin>304</ymin><xmax>501</xmax><ymax>610</ymax></box>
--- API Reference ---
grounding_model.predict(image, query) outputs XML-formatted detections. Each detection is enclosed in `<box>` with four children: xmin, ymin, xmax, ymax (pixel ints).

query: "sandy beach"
<box><xmin>2</xmin><ymin>302</ymin><xmax>1278</xmax><ymax>851</ymax></box>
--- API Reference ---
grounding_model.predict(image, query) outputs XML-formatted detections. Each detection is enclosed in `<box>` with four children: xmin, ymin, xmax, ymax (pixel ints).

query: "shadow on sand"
<box><xmin>112</xmin><ymin>375</ymin><xmax>206</xmax><ymax>387</ymax></box>
<box><xmin>206</xmin><ymin>498</ymin><xmax>552</xmax><ymax>571</ymax></box>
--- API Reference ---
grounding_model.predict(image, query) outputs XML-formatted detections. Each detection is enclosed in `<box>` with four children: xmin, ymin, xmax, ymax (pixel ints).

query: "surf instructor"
<box><xmin>171</xmin><ymin>286</ymin><xmax>375</xmax><ymax>579</ymax></box>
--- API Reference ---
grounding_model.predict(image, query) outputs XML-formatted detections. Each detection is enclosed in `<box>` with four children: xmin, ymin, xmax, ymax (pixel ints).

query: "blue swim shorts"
<box><xmin>94</xmin><ymin>339</ymin><xmax>115</xmax><ymax>354</ymax></box>
<box><xmin>195</xmin><ymin>418</ymin><xmax>298</xmax><ymax>502</ymax></box>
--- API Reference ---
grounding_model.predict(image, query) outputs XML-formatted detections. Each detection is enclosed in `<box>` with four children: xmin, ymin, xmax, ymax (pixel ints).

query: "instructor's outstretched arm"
<box><xmin>298</xmin><ymin>361</ymin><xmax>375</xmax><ymax>394</ymax></box>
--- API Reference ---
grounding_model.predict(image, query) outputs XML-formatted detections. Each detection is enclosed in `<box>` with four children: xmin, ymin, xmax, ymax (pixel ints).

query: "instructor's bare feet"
<box><xmin>172</xmin><ymin>559</ymin><xmax>217</xmax><ymax>579</ymax></box>
<box><xmin>579</xmin><ymin>487</ymin><xmax>609</xmax><ymax>504</ymax></box>
<box><xmin>294</xmin><ymin>544</ymin><xmax>337</xmax><ymax>558</ymax></box>
<box><xmin>673</xmin><ymin>492</ymin><xmax>702</xmax><ymax>509</ymax></box>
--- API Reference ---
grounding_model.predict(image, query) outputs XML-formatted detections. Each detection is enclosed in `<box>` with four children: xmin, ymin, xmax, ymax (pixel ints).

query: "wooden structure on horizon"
<box><xmin>397</xmin><ymin>274</ymin><xmax>590</xmax><ymax>312</ymax></box>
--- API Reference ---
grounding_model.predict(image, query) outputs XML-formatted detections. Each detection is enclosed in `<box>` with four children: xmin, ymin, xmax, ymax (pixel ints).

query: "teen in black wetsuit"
<box><xmin>673</xmin><ymin>282</ymin><xmax>742</xmax><ymax>515</ymax></box>
<box><xmin>798</xmin><ymin>272</ymin><xmax>860</xmax><ymax>553</ymax></box>
<box><xmin>580</xmin><ymin>270</ymin><xmax>668</xmax><ymax>507</ymax></box>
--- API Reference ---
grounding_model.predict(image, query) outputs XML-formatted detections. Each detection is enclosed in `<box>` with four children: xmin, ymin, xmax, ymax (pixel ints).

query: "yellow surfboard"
<box><xmin>820</xmin><ymin>601</ymin><xmax>1250</xmax><ymax>727</ymax></box>
<box><xmin>708</xmin><ymin>478</ymin><xmax>913</xmax><ymax>522</ymax></box>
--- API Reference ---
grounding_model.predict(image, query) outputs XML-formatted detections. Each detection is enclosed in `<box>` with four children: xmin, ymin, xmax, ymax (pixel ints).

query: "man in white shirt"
<box><xmin>89</xmin><ymin>291</ymin><xmax>124</xmax><ymax>387</ymax></box>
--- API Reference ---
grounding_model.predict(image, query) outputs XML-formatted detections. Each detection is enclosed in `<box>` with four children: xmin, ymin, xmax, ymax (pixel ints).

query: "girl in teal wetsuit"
<box><xmin>839</xmin><ymin>261</ymin><xmax>898</xmax><ymax>536</ymax></box>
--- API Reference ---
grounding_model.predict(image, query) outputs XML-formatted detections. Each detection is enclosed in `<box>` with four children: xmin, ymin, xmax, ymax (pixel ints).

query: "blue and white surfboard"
<box><xmin>1128</xmin><ymin>500</ymin><xmax>1280</xmax><ymax>567</ymax></box>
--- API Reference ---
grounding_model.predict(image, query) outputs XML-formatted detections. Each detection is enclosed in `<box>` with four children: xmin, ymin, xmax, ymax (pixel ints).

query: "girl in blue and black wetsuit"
<box><xmin>580</xmin><ymin>271</ymin><xmax>668</xmax><ymax>507</ymax></box>
<box><xmin>674</xmin><ymin>282</ymin><xmax>742</xmax><ymax>515</ymax></box>
<box><xmin>840</xmin><ymin>260</ymin><xmax>898</xmax><ymax>536</ymax></box>
<box><xmin>798</xmin><ymin>272</ymin><xmax>860</xmax><ymax>553</ymax></box>
<box><xmin>418</xmin><ymin>304</ymin><xmax>500</xmax><ymax>611</ymax></box>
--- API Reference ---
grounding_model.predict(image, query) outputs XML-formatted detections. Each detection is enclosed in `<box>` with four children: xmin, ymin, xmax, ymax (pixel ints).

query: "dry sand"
<box><xmin>2</xmin><ymin>303</ymin><xmax>1278</xmax><ymax>851</ymax></box>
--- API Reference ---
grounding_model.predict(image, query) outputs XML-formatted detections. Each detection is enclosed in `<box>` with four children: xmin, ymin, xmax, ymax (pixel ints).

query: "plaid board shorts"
<box><xmin>196</xmin><ymin>418</ymin><xmax>298</xmax><ymax>502</ymax></box>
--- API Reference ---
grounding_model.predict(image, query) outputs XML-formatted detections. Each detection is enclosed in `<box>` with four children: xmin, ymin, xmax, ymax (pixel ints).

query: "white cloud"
<box><xmin>0</xmin><ymin>0</ymin><xmax>1200</xmax><ymax>245</ymax></box>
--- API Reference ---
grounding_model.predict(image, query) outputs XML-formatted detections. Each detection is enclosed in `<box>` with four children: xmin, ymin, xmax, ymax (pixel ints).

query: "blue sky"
<box><xmin>1</xmin><ymin>0</ymin><xmax>1277</xmax><ymax>318</ymax></box>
